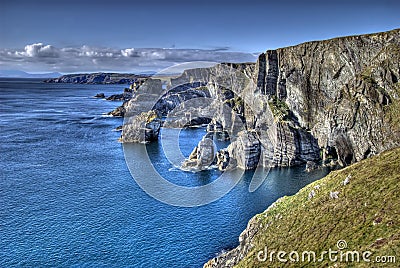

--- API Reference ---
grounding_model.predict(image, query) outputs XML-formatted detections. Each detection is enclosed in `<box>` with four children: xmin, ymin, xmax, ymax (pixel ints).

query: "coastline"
<box><xmin>8</xmin><ymin>28</ymin><xmax>397</xmax><ymax>267</ymax></box>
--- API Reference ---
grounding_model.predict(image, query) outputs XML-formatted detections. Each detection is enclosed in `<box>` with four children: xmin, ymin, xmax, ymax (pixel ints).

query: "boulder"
<box><xmin>94</xmin><ymin>93</ymin><xmax>105</xmax><ymax>98</ymax></box>
<box><xmin>108</xmin><ymin>105</ymin><xmax>126</xmax><ymax>117</ymax></box>
<box><xmin>305</xmin><ymin>161</ymin><xmax>318</xmax><ymax>172</ymax></box>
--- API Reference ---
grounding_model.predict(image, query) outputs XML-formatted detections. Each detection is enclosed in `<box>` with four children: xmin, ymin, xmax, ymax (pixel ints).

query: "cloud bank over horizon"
<box><xmin>0</xmin><ymin>43</ymin><xmax>258</xmax><ymax>74</ymax></box>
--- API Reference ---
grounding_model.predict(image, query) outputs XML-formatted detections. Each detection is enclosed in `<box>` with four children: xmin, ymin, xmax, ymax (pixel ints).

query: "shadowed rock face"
<box><xmin>255</xmin><ymin>29</ymin><xmax>400</xmax><ymax>166</ymax></box>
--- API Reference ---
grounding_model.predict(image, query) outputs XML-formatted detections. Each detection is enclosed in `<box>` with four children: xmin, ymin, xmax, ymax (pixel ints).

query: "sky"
<box><xmin>0</xmin><ymin>0</ymin><xmax>399</xmax><ymax>74</ymax></box>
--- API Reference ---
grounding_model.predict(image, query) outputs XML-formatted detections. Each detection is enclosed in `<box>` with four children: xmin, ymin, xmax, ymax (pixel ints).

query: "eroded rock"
<box><xmin>120</xmin><ymin>110</ymin><xmax>161</xmax><ymax>143</ymax></box>
<box><xmin>182</xmin><ymin>134</ymin><xmax>216</xmax><ymax>170</ymax></box>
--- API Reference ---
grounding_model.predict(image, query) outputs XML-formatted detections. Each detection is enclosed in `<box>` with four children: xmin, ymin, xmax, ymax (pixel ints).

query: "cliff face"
<box><xmin>179</xmin><ymin>29</ymin><xmax>400</xmax><ymax>169</ymax></box>
<box><xmin>255</xmin><ymin>29</ymin><xmax>400</xmax><ymax>166</ymax></box>
<box><xmin>120</xmin><ymin>29</ymin><xmax>400</xmax><ymax>170</ymax></box>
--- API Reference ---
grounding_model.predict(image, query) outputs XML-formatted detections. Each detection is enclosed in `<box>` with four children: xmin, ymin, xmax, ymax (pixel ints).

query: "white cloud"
<box><xmin>16</xmin><ymin>43</ymin><xmax>59</xmax><ymax>58</ymax></box>
<box><xmin>78</xmin><ymin>45</ymin><xmax>117</xmax><ymax>57</ymax></box>
<box><xmin>0</xmin><ymin>43</ymin><xmax>257</xmax><ymax>73</ymax></box>
<box><xmin>121</xmin><ymin>48</ymin><xmax>137</xmax><ymax>57</ymax></box>
<box><xmin>139</xmin><ymin>50</ymin><xmax>166</xmax><ymax>60</ymax></box>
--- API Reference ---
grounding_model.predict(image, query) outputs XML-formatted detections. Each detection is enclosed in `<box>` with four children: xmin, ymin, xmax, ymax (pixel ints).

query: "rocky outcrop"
<box><xmin>106</xmin><ymin>88</ymin><xmax>137</xmax><ymax>117</ymax></box>
<box><xmin>94</xmin><ymin>93</ymin><xmax>105</xmax><ymax>98</ymax></box>
<box><xmin>108</xmin><ymin>105</ymin><xmax>126</xmax><ymax>117</ymax></box>
<box><xmin>181</xmin><ymin>134</ymin><xmax>216</xmax><ymax>170</ymax></box>
<box><xmin>153</xmin><ymin>82</ymin><xmax>209</xmax><ymax>115</ymax></box>
<box><xmin>107</xmin><ymin>78</ymin><xmax>162</xmax><ymax>120</ymax></box>
<box><xmin>217</xmin><ymin>131</ymin><xmax>261</xmax><ymax>170</ymax></box>
<box><xmin>176</xmin><ymin>29</ymin><xmax>400</xmax><ymax>168</ymax></box>
<box><xmin>119</xmin><ymin>110</ymin><xmax>161</xmax><ymax>143</ymax></box>
<box><xmin>163</xmin><ymin>64</ymin><xmax>321</xmax><ymax>169</ymax></box>
<box><xmin>153</xmin><ymin>82</ymin><xmax>215</xmax><ymax>128</ymax></box>
<box><xmin>106</xmin><ymin>88</ymin><xmax>133</xmax><ymax>101</ymax></box>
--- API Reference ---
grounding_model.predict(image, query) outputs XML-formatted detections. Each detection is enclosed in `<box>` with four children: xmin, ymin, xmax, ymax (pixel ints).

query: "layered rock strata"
<box><xmin>120</xmin><ymin>29</ymin><xmax>400</xmax><ymax>169</ymax></box>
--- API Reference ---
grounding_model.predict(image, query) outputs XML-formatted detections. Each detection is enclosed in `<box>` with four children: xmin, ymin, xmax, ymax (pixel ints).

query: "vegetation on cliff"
<box><xmin>206</xmin><ymin>147</ymin><xmax>399</xmax><ymax>267</ymax></box>
<box><xmin>268</xmin><ymin>97</ymin><xmax>290</xmax><ymax>121</ymax></box>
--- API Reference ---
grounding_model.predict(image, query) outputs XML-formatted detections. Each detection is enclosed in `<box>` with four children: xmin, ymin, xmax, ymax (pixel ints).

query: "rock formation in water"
<box><xmin>181</xmin><ymin>133</ymin><xmax>216</xmax><ymax>171</ymax></box>
<box><xmin>106</xmin><ymin>88</ymin><xmax>134</xmax><ymax>101</ymax></box>
<box><xmin>94</xmin><ymin>93</ymin><xmax>105</xmax><ymax>98</ymax></box>
<box><xmin>217</xmin><ymin>130</ymin><xmax>261</xmax><ymax>170</ymax></box>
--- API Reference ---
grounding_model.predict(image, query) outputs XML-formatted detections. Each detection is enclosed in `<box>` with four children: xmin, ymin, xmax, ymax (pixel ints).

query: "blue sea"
<box><xmin>0</xmin><ymin>78</ymin><xmax>330</xmax><ymax>267</ymax></box>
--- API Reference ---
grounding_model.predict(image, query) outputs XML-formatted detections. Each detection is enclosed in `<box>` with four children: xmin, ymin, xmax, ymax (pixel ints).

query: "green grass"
<box><xmin>236</xmin><ymin>147</ymin><xmax>400</xmax><ymax>267</ymax></box>
<box><xmin>384</xmin><ymin>82</ymin><xmax>400</xmax><ymax>130</ymax></box>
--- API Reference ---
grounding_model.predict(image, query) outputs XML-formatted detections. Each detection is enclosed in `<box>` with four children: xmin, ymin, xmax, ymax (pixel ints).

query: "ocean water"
<box><xmin>0</xmin><ymin>78</ymin><xmax>330</xmax><ymax>267</ymax></box>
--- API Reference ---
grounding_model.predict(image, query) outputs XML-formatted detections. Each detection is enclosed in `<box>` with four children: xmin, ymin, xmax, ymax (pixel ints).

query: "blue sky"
<box><xmin>0</xmin><ymin>0</ymin><xmax>399</xmax><ymax>73</ymax></box>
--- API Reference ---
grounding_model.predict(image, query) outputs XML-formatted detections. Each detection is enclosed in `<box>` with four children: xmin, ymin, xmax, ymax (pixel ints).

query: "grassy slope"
<box><xmin>236</xmin><ymin>147</ymin><xmax>400</xmax><ymax>267</ymax></box>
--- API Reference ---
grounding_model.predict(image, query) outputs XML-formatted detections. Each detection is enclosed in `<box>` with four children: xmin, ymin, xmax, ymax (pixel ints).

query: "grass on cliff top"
<box><xmin>236</xmin><ymin>147</ymin><xmax>400</xmax><ymax>268</ymax></box>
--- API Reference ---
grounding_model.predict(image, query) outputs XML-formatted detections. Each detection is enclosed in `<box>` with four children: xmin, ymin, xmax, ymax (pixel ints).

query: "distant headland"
<box><xmin>44</xmin><ymin>72</ymin><xmax>153</xmax><ymax>84</ymax></box>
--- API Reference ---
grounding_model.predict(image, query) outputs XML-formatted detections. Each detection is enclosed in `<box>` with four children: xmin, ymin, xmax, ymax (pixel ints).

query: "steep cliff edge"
<box><xmin>255</xmin><ymin>29</ymin><xmax>400</xmax><ymax>166</ymax></box>
<box><xmin>204</xmin><ymin>147</ymin><xmax>400</xmax><ymax>267</ymax></box>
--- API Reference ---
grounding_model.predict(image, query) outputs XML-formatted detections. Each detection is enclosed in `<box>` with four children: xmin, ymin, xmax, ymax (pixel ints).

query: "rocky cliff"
<box><xmin>112</xmin><ymin>29</ymin><xmax>400</xmax><ymax>267</ymax></box>
<box><xmin>254</xmin><ymin>29</ymin><xmax>400</xmax><ymax>167</ymax></box>
<box><xmin>120</xmin><ymin>29</ymin><xmax>400</xmax><ymax>170</ymax></box>
<box><xmin>180</xmin><ymin>29</ymin><xmax>400</xmax><ymax>169</ymax></box>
